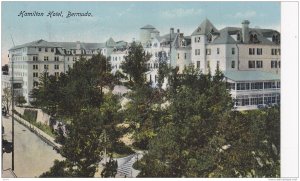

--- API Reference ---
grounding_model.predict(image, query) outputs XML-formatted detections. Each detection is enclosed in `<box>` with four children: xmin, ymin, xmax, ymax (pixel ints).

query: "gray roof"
<box><xmin>214</xmin><ymin>27</ymin><xmax>279</xmax><ymax>45</ymax></box>
<box><xmin>141</xmin><ymin>24</ymin><xmax>156</xmax><ymax>29</ymax></box>
<box><xmin>106</xmin><ymin>37</ymin><xmax>116</xmax><ymax>47</ymax></box>
<box><xmin>9</xmin><ymin>39</ymin><xmax>61</xmax><ymax>50</ymax></box>
<box><xmin>224</xmin><ymin>70</ymin><xmax>280</xmax><ymax>82</ymax></box>
<box><xmin>191</xmin><ymin>18</ymin><xmax>219</xmax><ymax>36</ymax></box>
<box><xmin>54</xmin><ymin>42</ymin><xmax>105</xmax><ymax>50</ymax></box>
<box><xmin>212</xmin><ymin>29</ymin><xmax>237</xmax><ymax>44</ymax></box>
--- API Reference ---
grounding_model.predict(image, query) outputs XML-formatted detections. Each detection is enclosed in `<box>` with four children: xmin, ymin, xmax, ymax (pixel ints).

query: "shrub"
<box><xmin>111</xmin><ymin>141</ymin><xmax>134</xmax><ymax>155</ymax></box>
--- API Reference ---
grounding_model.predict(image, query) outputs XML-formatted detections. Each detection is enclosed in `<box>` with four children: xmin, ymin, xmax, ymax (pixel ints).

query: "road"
<box><xmin>2</xmin><ymin>115</ymin><xmax>62</xmax><ymax>177</ymax></box>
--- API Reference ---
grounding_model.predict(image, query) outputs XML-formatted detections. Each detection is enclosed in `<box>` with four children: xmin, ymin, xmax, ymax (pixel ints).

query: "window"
<box><xmin>257</xmin><ymin>48</ymin><xmax>262</xmax><ymax>55</ymax></box>
<box><xmin>54</xmin><ymin>65</ymin><xmax>59</xmax><ymax>70</ymax></box>
<box><xmin>206</xmin><ymin>49</ymin><xmax>211</xmax><ymax>55</ymax></box>
<box><xmin>232</xmin><ymin>48</ymin><xmax>235</xmax><ymax>55</ymax></box>
<box><xmin>44</xmin><ymin>56</ymin><xmax>49</xmax><ymax>61</ymax></box>
<box><xmin>33</xmin><ymin>56</ymin><xmax>38</xmax><ymax>61</ymax></box>
<box><xmin>195</xmin><ymin>37</ymin><xmax>200</xmax><ymax>43</ymax></box>
<box><xmin>44</xmin><ymin>65</ymin><xmax>49</xmax><ymax>70</ymax></box>
<box><xmin>33</xmin><ymin>65</ymin><xmax>38</xmax><ymax>70</ymax></box>
<box><xmin>256</xmin><ymin>61</ymin><xmax>263</xmax><ymax>68</ymax></box>
<box><xmin>207</xmin><ymin>61</ymin><xmax>210</xmax><ymax>68</ymax></box>
<box><xmin>33</xmin><ymin>72</ymin><xmax>38</xmax><ymax>77</ymax></box>
<box><xmin>184</xmin><ymin>53</ymin><xmax>187</xmax><ymax>59</ymax></box>
<box><xmin>217</xmin><ymin>48</ymin><xmax>220</xmax><ymax>54</ymax></box>
<box><xmin>73</xmin><ymin>57</ymin><xmax>77</xmax><ymax>62</ymax></box>
<box><xmin>196</xmin><ymin>61</ymin><xmax>200</xmax><ymax>68</ymax></box>
<box><xmin>248</xmin><ymin>61</ymin><xmax>255</xmax><ymax>68</ymax></box>
<box><xmin>177</xmin><ymin>53</ymin><xmax>179</xmax><ymax>59</ymax></box>
<box><xmin>45</xmin><ymin>48</ymin><xmax>48</xmax><ymax>52</ymax></box>
<box><xmin>237</xmin><ymin>83</ymin><xmax>250</xmax><ymax>90</ymax></box>
<box><xmin>54</xmin><ymin>56</ymin><xmax>59</xmax><ymax>61</ymax></box>
<box><xmin>33</xmin><ymin>81</ymin><xmax>38</xmax><ymax>87</ymax></box>
<box><xmin>249</xmin><ymin>48</ymin><xmax>255</xmax><ymax>55</ymax></box>
<box><xmin>231</xmin><ymin>61</ymin><xmax>235</xmax><ymax>68</ymax></box>
<box><xmin>271</xmin><ymin>61</ymin><xmax>278</xmax><ymax>68</ymax></box>
<box><xmin>51</xmin><ymin>48</ymin><xmax>54</xmax><ymax>52</ymax></box>
<box><xmin>278</xmin><ymin>61</ymin><xmax>281</xmax><ymax>68</ymax></box>
<box><xmin>38</xmin><ymin>48</ymin><xmax>41</xmax><ymax>52</ymax></box>
<box><xmin>271</xmin><ymin>49</ymin><xmax>275</xmax><ymax>55</ymax></box>
<box><xmin>264</xmin><ymin>82</ymin><xmax>276</xmax><ymax>89</ymax></box>
<box><xmin>217</xmin><ymin>61</ymin><xmax>220</xmax><ymax>68</ymax></box>
<box><xmin>278</xmin><ymin>49</ymin><xmax>281</xmax><ymax>55</ymax></box>
<box><xmin>251</xmin><ymin>82</ymin><xmax>263</xmax><ymax>90</ymax></box>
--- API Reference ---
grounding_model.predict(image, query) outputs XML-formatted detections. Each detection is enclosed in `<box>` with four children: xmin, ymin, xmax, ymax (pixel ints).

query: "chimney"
<box><xmin>242</xmin><ymin>20</ymin><xmax>250</xmax><ymax>43</ymax></box>
<box><xmin>170</xmin><ymin>28</ymin><xmax>174</xmax><ymax>35</ymax></box>
<box><xmin>177</xmin><ymin>29</ymin><xmax>180</xmax><ymax>33</ymax></box>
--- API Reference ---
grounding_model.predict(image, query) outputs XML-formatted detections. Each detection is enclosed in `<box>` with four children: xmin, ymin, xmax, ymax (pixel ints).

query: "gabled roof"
<box><xmin>141</xmin><ymin>24</ymin><xmax>156</xmax><ymax>29</ymax></box>
<box><xmin>191</xmin><ymin>18</ymin><xmax>219</xmax><ymax>36</ymax></box>
<box><xmin>224</xmin><ymin>70</ymin><xmax>280</xmax><ymax>82</ymax></box>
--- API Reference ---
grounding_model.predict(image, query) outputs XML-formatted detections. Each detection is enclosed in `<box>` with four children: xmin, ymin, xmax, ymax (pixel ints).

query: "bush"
<box><xmin>111</xmin><ymin>141</ymin><xmax>134</xmax><ymax>155</ymax></box>
<box><xmin>132</xmin><ymin>139</ymin><xmax>149</xmax><ymax>150</ymax></box>
<box><xmin>23</xmin><ymin>109</ymin><xmax>38</xmax><ymax>123</ymax></box>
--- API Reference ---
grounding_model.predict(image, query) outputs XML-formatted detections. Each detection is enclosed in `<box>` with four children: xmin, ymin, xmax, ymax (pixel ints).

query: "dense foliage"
<box><xmin>35</xmin><ymin>45</ymin><xmax>280</xmax><ymax>178</ymax></box>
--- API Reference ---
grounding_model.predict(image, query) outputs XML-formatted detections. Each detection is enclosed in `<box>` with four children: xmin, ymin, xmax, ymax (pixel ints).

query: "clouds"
<box><xmin>161</xmin><ymin>8</ymin><xmax>202</xmax><ymax>18</ymax></box>
<box><xmin>227</xmin><ymin>10</ymin><xmax>266</xmax><ymax>19</ymax></box>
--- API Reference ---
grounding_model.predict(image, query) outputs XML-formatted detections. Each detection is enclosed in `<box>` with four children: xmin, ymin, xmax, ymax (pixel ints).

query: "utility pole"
<box><xmin>104</xmin><ymin>129</ymin><xmax>107</xmax><ymax>164</ymax></box>
<box><xmin>10</xmin><ymin>34</ymin><xmax>15</xmax><ymax>171</ymax></box>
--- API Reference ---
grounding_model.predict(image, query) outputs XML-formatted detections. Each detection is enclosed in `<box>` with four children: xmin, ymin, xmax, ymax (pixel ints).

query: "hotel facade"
<box><xmin>3</xmin><ymin>19</ymin><xmax>280</xmax><ymax>110</ymax></box>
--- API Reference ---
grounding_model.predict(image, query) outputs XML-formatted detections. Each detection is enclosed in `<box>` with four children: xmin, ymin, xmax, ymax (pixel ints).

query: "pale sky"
<box><xmin>1</xmin><ymin>1</ymin><xmax>281</xmax><ymax>65</ymax></box>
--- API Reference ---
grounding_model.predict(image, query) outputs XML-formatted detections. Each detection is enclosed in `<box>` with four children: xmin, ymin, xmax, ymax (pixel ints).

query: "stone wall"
<box><xmin>15</xmin><ymin>106</ymin><xmax>51</xmax><ymax>125</ymax></box>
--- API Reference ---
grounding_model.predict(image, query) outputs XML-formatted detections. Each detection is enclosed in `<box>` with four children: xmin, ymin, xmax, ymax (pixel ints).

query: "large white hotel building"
<box><xmin>2</xmin><ymin>19</ymin><xmax>280</xmax><ymax>110</ymax></box>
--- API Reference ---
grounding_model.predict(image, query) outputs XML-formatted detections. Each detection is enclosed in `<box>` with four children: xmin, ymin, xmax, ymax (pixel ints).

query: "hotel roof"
<box><xmin>224</xmin><ymin>70</ymin><xmax>280</xmax><ymax>81</ymax></box>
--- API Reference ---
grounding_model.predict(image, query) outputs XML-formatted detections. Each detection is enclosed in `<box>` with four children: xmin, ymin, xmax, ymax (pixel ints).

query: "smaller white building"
<box><xmin>224</xmin><ymin>70</ymin><xmax>280</xmax><ymax>110</ymax></box>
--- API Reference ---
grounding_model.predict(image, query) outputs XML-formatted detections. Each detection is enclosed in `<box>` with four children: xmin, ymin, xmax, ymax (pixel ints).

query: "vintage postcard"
<box><xmin>0</xmin><ymin>1</ymin><xmax>294</xmax><ymax>179</ymax></box>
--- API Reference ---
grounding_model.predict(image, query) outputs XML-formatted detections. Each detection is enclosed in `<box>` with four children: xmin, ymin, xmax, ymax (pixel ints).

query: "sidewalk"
<box><xmin>12</xmin><ymin>113</ymin><xmax>61</xmax><ymax>149</ymax></box>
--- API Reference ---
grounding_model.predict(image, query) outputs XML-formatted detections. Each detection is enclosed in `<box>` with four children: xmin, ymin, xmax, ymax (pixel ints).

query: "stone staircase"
<box><xmin>116</xmin><ymin>153</ymin><xmax>143</xmax><ymax>177</ymax></box>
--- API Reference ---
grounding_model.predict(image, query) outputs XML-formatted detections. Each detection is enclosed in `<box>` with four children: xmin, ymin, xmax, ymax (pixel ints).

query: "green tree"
<box><xmin>101</xmin><ymin>154</ymin><xmax>118</xmax><ymax>178</ymax></box>
<box><xmin>120</xmin><ymin>42</ymin><xmax>150</xmax><ymax>87</ymax></box>
<box><xmin>2</xmin><ymin>87</ymin><xmax>12</xmax><ymax>114</ymax></box>
<box><xmin>30</xmin><ymin>54</ymin><xmax>114</xmax><ymax>117</ymax></box>
<box><xmin>41</xmin><ymin>108</ymin><xmax>105</xmax><ymax>177</ymax></box>
<box><xmin>137</xmin><ymin>67</ymin><xmax>279</xmax><ymax>177</ymax></box>
<box><xmin>15</xmin><ymin>95</ymin><xmax>26</xmax><ymax>106</ymax></box>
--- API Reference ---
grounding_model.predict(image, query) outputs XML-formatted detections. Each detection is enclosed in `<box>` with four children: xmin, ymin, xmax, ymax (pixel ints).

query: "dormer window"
<box><xmin>181</xmin><ymin>40</ymin><xmax>186</xmax><ymax>47</ymax></box>
<box><xmin>197</xmin><ymin>27</ymin><xmax>201</xmax><ymax>32</ymax></box>
<box><xmin>272</xmin><ymin>34</ymin><xmax>280</xmax><ymax>44</ymax></box>
<box><xmin>207</xmin><ymin>34</ymin><xmax>212</xmax><ymax>43</ymax></box>
<box><xmin>237</xmin><ymin>33</ymin><xmax>241</xmax><ymax>41</ymax></box>
<box><xmin>250</xmin><ymin>33</ymin><xmax>259</xmax><ymax>43</ymax></box>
